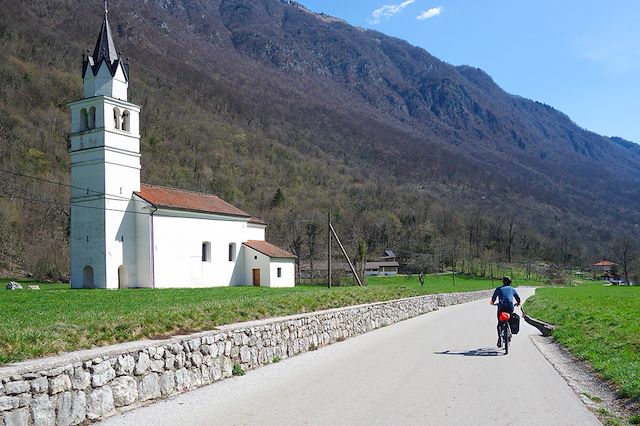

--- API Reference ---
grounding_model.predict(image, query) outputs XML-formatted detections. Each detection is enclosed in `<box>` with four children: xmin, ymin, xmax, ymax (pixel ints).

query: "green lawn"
<box><xmin>0</xmin><ymin>273</ymin><xmax>519</xmax><ymax>365</ymax></box>
<box><xmin>525</xmin><ymin>284</ymin><xmax>640</xmax><ymax>401</ymax></box>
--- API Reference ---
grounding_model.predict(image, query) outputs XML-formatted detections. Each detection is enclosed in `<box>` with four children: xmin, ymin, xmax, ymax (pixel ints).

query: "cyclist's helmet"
<box><xmin>502</xmin><ymin>276</ymin><xmax>512</xmax><ymax>285</ymax></box>
<box><xmin>499</xmin><ymin>312</ymin><xmax>511</xmax><ymax>322</ymax></box>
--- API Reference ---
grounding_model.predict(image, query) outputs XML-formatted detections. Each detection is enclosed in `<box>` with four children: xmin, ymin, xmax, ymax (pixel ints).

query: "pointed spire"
<box><xmin>91</xmin><ymin>10</ymin><xmax>119</xmax><ymax>66</ymax></box>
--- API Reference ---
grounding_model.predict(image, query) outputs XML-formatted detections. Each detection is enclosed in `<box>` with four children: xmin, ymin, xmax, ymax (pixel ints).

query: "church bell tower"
<box><xmin>68</xmin><ymin>6</ymin><xmax>141</xmax><ymax>289</ymax></box>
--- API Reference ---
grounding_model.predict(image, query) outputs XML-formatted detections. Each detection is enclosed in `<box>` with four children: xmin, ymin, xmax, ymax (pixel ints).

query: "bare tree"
<box><xmin>306</xmin><ymin>221</ymin><xmax>320</xmax><ymax>280</ymax></box>
<box><xmin>505</xmin><ymin>216</ymin><xmax>517</xmax><ymax>263</ymax></box>
<box><xmin>612</xmin><ymin>237</ymin><xmax>637</xmax><ymax>285</ymax></box>
<box><xmin>288</xmin><ymin>224</ymin><xmax>304</xmax><ymax>284</ymax></box>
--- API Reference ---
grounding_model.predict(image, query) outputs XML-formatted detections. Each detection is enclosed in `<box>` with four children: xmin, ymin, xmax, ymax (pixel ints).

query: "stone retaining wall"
<box><xmin>0</xmin><ymin>290</ymin><xmax>491</xmax><ymax>425</ymax></box>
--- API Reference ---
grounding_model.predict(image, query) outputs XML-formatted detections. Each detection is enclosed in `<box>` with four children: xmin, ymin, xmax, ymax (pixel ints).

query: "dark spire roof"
<box><xmin>82</xmin><ymin>9</ymin><xmax>129</xmax><ymax>81</ymax></box>
<box><xmin>92</xmin><ymin>14</ymin><xmax>119</xmax><ymax>66</ymax></box>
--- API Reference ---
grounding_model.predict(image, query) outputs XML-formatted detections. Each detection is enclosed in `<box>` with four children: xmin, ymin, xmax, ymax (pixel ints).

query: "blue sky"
<box><xmin>298</xmin><ymin>1</ymin><xmax>640</xmax><ymax>143</ymax></box>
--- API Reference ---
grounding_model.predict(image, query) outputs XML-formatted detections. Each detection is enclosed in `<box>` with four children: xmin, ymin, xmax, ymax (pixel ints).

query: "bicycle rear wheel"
<box><xmin>503</xmin><ymin>323</ymin><xmax>510</xmax><ymax>355</ymax></box>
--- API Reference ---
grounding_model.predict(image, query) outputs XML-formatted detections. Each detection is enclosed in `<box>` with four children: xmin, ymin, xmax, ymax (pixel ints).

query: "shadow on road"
<box><xmin>434</xmin><ymin>348</ymin><xmax>504</xmax><ymax>357</ymax></box>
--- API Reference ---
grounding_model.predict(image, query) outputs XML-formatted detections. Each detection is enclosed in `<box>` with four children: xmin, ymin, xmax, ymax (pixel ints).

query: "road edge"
<box><xmin>530</xmin><ymin>332</ymin><xmax>638</xmax><ymax>424</ymax></box>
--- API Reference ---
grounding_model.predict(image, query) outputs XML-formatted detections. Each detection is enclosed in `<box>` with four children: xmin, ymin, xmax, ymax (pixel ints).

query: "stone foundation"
<box><xmin>0</xmin><ymin>290</ymin><xmax>491</xmax><ymax>425</ymax></box>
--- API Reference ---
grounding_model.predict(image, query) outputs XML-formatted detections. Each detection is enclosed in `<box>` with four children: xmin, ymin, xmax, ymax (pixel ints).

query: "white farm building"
<box><xmin>68</xmin><ymin>11</ymin><xmax>295</xmax><ymax>289</ymax></box>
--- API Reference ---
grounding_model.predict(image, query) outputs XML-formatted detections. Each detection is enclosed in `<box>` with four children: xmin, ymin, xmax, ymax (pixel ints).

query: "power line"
<box><xmin>0</xmin><ymin>167</ymin><xmax>148</xmax><ymax>206</ymax></box>
<box><xmin>0</xmin><ymin>191</ymin><xmax>152</xmax><ymax>216</ymax></box>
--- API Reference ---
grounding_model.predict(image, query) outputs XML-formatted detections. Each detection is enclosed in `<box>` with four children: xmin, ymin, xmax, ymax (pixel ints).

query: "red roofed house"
<box><xmin>68</xmin><ymin>12</ymin><xmax>295</xmax><ymax>288</ymax></box>
<box><xmin>592</xmin><ymin>260</ymin><xmax>615</xmax><ymax>272</ymax></box>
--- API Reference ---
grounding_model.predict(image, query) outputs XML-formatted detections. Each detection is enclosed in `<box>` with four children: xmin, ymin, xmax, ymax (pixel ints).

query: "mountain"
<box><xmin>0</xmin><ymin>0</ymin><xmax>638</xmax><ymax>278</ymax></box>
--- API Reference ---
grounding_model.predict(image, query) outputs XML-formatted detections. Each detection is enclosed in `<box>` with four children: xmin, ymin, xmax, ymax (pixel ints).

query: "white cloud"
<box><xmin>370</xmin><ymin>0</ymin><xmax>416</xmax><ymax>24</ymax></box>
<box><xmin>417</xmin><ymin>7</ymin><xmax>442</xmax><ymax>20</ymax></box>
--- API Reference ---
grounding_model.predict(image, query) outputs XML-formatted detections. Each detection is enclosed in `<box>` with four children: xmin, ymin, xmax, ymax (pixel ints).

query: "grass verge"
<box><xmin>0</xmin><ymin>274</ymin><xmax>516</xmax><ymax>365</ymax></box>
<box><xmin>525</xmin><ymin>284</ymin><xmax>640</xmax><ymax>401</ymax></box>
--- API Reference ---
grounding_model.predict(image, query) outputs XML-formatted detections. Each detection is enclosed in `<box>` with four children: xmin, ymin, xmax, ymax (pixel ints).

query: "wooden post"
<box><xmin>329</xmin><ymin>222</ymin><xmax>363</xmax><ymax>287</ymax></box>
<box><xmin>328</xmin><ymin>212</ymin><xmax>332</xmax><ymax>289</ymax></box>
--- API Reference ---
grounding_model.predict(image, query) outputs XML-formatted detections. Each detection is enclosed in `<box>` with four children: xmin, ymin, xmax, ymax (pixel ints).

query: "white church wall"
<box><xmin>84</xmin><ymin>62</ymin><xmax>128</xmax><ymax>100</ymax></box>
<box><xmin>70</xmin><ymin>198</ymin><xmax>106</xmax><ymax>289</ymax></box>
<box><xmin>269</xmin><ymin>259</ymin><xmax>296</xmax><ymax>288</ymax></box>
<box><xmin>246</xmin><ymin>223</ymin><xmax>266</xmax><ymax>240</ymax></box>
<box><xmin>103</xmin><ymin>198</ymin><xmax>138</xmax><ymax>289</ymax></box>
<box><xmin>151</xmin><ymin>211</ymin><xmax>253</xmax><ymax>288</ymax></box>
<box><xmin>134</xmin><ymin>200</ymin><xmax>153</xmax><ymax>288</ymax></box>
<box><xmin>243</xmin><ymin>247</ymin><xmax>272</xmax><ymax>287</ymax></box>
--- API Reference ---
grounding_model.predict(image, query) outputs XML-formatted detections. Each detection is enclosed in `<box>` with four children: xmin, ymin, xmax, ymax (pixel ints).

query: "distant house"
<box><xmin>365</xmin><ymin>261</ymin><xmax>399</xmax><ymax>276</ymax></box>
<box><xmin>592</xmin><ymin>260</ymin><xmax>616</xmax><ymax>272</ymax></box>
<box><xmin>382</xmin><ymin>250</ymin><xmax>397</xmax><ymax>261</ymax></box>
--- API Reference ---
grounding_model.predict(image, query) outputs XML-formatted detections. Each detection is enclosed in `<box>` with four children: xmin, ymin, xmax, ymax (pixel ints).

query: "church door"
<box><xmin>82</xmin><ymin>266</ymin><xmax>94</xmax><ymax>289</ymax></box>
<box><xmin>252</xmin><ymin>269</ymin><xmax>260</xmax><ymax>287</ymax></box>
<box><xmin>118</xmin><ymin>265</ymin><xmax>128</xmax><ymax>289</ymax></box>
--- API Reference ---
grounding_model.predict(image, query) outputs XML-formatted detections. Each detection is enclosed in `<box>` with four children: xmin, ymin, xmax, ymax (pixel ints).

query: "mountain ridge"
<box><xmin>0</xmin><ymin>0</ymin><xmax>638</xmax><ymax>278</ymax></box>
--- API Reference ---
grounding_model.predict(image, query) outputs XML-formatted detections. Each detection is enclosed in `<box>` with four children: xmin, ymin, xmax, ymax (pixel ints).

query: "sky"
<box><xmin>297</xmin><ymin>1</ymin><xmax>640</xmax><ymax>143</ymax></box>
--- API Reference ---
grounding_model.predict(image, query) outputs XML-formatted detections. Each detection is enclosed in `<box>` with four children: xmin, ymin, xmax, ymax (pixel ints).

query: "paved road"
<box><xmin>101</xmin><ymin>287</ymin><xmax>600</xmax><ymax>426</ymax></box>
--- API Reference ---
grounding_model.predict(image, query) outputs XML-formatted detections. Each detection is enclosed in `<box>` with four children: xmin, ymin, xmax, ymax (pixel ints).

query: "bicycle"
<box><xmin>497</xmin><ymin>311</ymin><xmax>512</xmax><ymax>355</ymax></box>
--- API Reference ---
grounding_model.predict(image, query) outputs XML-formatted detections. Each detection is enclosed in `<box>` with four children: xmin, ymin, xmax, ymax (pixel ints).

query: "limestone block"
<box><xmin>174</xmin><ymin>369</ymin><xmax>189</xmax><ymax>393</ymax></box>
<box><xmin>137</xmin><ymin>374</ymin><xmax>160</xmax><ymax>402</ymax></box>
<box><xmin>3</xmin><ymin>382</ymin><xmax>29</xmax><ymax>395</ymax></box>
<box><xmin>164</xmin><ymin>353</ymin><xmax>175</xmax><ymax>370</ymax></box>
<box><xmin>0</xmin><ymin>396</ymin><xmax>19</xmax><ymax>411</ymax></box>
<box><xmin>31</xmin><ymin>394</ymin><xmax>55</xmax><ymax>426</ymax></box>
<box><xmin>115</xmin><ymin>355</ymin><xmax>135</xmax><ymax>376</ymax></box>
<box><xmin>71</xmin><ymin>368</ymin><xmax>90</xmax><ymax>390</ymax></box>
<box><xmin>154</xmin><ymin>347</ymin><xmax>164</xmax><ymax>359</ymax></box>
<box><xmin>30</xmin><ymin>377</ymin><xmax>48</xmax><ymax>394</ymax></box>
<box><xmin>48</xmin><ymin>375</ymin><xmax>71</xmax><ymax>395</ymax></box>
<box><xmin>150</xmin><ymin>359</ymin><xmax>165</xmax><ymax>373</ymax></box>
<box><xmin>91</xmin><ymin>367</ymin><xmax>115</xmax><ymax>388</ymax></box>
<box><xmin>209</xmin><ymin>344</ymin><xmax>219</xmax><ymax>358</ymax></box>
<box><xmin>240</xmin><ymin>346</ymin><xmax>250</xmax><ymax>363</ymax></box>
<box><xmin>159</xmin><ymin>371</ymin><xmax>175</xmax><ymax>396</ymax></box>
<box><xmin>86</xmin><ymin>387</ymin><xmax>114</xmax><ymax>420</ymax></box>
<box><xmin>199</xmin><ymin>345</ymin><xmax>210</xmax><ymax>355</ymax></box>
<box><xmin>134</xmin><ymin>353</ymin><xmax>150</xmax><ymax>376</ymax></box>
<box><xmin>3</xmin><ymin>407</ymin><xmax>28</xmax><ymax>426</ymax></box>
<box><xmin>56</xmin><ymin>391</ymin><xmax>86</xmax><ymax>426</ymax></box>
<box><xmin>17</xmin><ymin>393</ymin><xmax>30</xmax><ymax>408</ymax></box>
<box><xmin>191</xmin><ymin>352</ymin><xmax>203</xmax><ymax>368</ymax></box>
<box><xmin>188</xmin><ymin>339</ymin><xmax>200</xmax><ymax>352</ymax></box>
<box><xmin>110</xmin><ymin>377</ymin><xmax>138</xmax><ymax>407</ymax></box>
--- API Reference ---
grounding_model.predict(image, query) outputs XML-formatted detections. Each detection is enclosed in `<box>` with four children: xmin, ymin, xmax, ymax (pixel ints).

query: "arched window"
<box><xmin>88</xmin><ymin>107</ymin><xmax>96</xmax><ymax>130</ymax></box>
<box><xmin>82</xmin><ymin>265</ymin><xmax>94</xmax><ymax>289</ymax></box>
<box><xmin>202</xmin><ymin>242</ymin><xmax>211</xmax><ymax>262</ymax></box>
<box><xmin>113</xmin><ymin>107</ymin><xmax>121</xmax><ymax>129</ymax></box>
<box><xmin>118</xmin><ymin>265</ymin><xmax>128</xmax><ymax>289</ymax></box>
<box><xmin>80</xmin><ymin>108</ymin><xmax>88</xmax><ymax>131</ymax></box>
<box><xmin>228</xmin><ymin>243</ymin><xmax>236</xmax><ymax>262</ymax></box>
<box><xmin>122</xmin><ymin>110</ymin><xmax>130</xmax><ymax>132</ymax></box>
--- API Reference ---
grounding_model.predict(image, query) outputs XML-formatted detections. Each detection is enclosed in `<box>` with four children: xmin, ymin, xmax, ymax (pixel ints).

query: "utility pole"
<box><xmin>328</xmin><ymin>212</ymin><xmax>332</xmax><ymax>289</ymax></box>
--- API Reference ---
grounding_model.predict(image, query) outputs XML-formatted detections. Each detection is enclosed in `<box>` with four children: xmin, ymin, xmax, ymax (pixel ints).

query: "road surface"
<box><xmin>101</xmin><ymin>287</ymin><xmax>600</xmax><ymax>425</ymax></box>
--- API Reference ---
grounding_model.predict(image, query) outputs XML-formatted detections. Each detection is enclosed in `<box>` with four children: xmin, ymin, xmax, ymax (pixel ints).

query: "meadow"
<box><xmin>525</xmin><ymin>283</ymin><xmax>640</xmax><ymax>402</ymax></box>
<box><xmin>0</xmin><ymin>274</ymin><xmax>521</xmax><ymax>365</ymax></box>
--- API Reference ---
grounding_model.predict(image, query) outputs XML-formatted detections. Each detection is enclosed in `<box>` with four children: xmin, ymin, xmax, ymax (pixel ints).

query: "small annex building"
<box><xmin>68</xmin><ymin>11</ymin><xmax>295</xmax><ymax>289</ymax></box>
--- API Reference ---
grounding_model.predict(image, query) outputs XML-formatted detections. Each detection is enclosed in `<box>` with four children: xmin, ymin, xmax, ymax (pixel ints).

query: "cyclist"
<box><xmin>490</xmin><ymin>276</ymin><xmax>521</xmax><ymax>347</ymax></box>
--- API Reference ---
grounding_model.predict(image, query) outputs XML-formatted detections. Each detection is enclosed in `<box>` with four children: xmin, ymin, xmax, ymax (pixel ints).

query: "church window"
<box><xmin>122</xmin><ymin>110</ymin><xmax>130</xmax><ymax>132</ymax></box>
<box><xmin>202</xmin><ymin>242</ymin><xmax>211</xmax><ymax>262</ymax></box>
<box><xmin>80</xmin><ymin>108</ymin><xmax>88</xmax><ymax>131</ymax></box>
<box><xmin>277</xmin><ymin>267</ymin><xmax>282</xmax><ymax>278</ymax></box>
<box><xmin>88</xmin><ymin>107</ymin><xmax>96</xmax><ymax>129</ymax></box>
<box><xmin>228</xmin><ymin>243</ymin><xmax>236</xmax><ymax>262</ymax></box>
<box><xmin>113</xmin><ymin>107</ymin><xmax>121</xmax><ymax>129</ymax></box>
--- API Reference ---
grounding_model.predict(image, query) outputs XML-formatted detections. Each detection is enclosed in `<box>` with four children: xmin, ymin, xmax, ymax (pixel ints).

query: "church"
<box><xmin>68</xmin><ymin>10</ymin><xmax>296</xmax><ymax>289</ymax></box>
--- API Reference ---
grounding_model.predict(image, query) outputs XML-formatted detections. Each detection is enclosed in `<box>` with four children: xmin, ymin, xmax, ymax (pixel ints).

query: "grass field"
<box><xmin>0</xmin><ymin>273</ymin><xmax>529</xmax><ymax>365</ymax></box>
<box><xmin>525</xmin><ymin>284</ymin><xmax>640</xmax><ymax>402</ymax></box>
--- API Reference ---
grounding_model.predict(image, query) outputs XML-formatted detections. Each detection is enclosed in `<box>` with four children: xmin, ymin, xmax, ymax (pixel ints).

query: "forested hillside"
<box><xmin>0</xmin><ymin>0</ymin><xmax>639</xmax><ymax>279</ymax></box>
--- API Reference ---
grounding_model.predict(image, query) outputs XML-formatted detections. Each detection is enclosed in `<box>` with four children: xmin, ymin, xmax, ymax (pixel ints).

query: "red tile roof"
<box><xmin>249</xmin><ymin>217</ymin><xmax>268</xmax><ymax>226</ymax></box>
<box><xmin>243</xmin><ymin>240</ymin><xmax>296</xmax><ymax>258</ymax></box>
<box><xmin>135</xmin><ymin>184</ymin><xmax>250</xmax><ymax>218</ymax></box>
<box><xmin>592</xmin><ymin>260</ymin><xmax>616</xmax><ymax>267</ymax></box>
